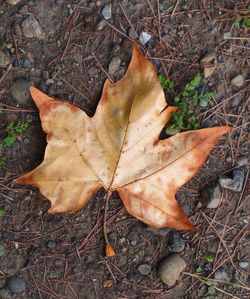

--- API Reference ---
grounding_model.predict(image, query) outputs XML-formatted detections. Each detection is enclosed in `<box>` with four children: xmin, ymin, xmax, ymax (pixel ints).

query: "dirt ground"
<box><xmin>0</xmin><ymin>0</ymin><xmax>249</xmax><ymax>298</ymax></box>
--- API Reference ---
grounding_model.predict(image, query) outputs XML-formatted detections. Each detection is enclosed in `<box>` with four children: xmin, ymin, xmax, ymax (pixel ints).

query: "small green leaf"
<box><xmin>0</xmin><ymin>157</ymin><xmax>6</xmax><ymax>168</ymax></box>
<box><xmin>208</xmin><ymin>286</ymin><xmax>216</xmax><ymax>295</ymax></box>
<box><xmin>158</xmin><ymin>75</ymin><xmax>174</xmax><ymax>93</ymax></box>
<box><xmin>202</xmin><ymin>253</ymin><xmax>214</xmax><ymax>263</ymax></box>
<box><xmin>196</xmin><ymin>266</ymin><xmax>203</xmax><ymax>273</ymax></box>
<box><xmin>242</xmin><ymin>19</ymin><xmax>250</xmax><ymax>28</ymax></box>
<box><xmin>3</xmin><ymin>134</ymin><xmax>16</xmax><ymax>147</ymax></box>
<box><xmin>0</xmin><ymin>209</ymin><xmax>6</xmax><ymax>217</ymax></box>
<box><xmin>0</xmin><ymin>243</ymin><xmax>5</xmax><ymax>257</ymax></box>
<box><xmin>233</xmin><ymin>18</ymin><xmax>241</xmax><ymax>28</ymax></box>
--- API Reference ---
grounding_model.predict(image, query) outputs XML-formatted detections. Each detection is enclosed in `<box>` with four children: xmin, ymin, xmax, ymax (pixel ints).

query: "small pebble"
<box><xmin>46</xmin><ymin>79</ymin><xmax>55</xmax><ymax>85</ymax></box>
<box><xmin>236</xmin><ymin>155</ymin><xmax>248</xmax><ymax>166</ymax></box>
<box><xmin>213</xmin><ymin>267</ymin><xmax>230</xmax><ymax>281</ymax></box>
<box><xmin>169</xmin><ymin>232</ymin><xmax>185</xmax><ymax>253</ymax></box>
<box><xmin>42</xmin><ymin>70</ymin><xmax>50</xmax><ymax>79</ymax></box>
<box><xmin>97</xmin><ymin>20</ymin><xmax>106</xmax><ymax>31</ymax></box>
<box><xmin>219</xmin><ymin>170</ymin><xmax>244</xmax><ymax>192</ymax></box>
<box><xmin>11</xmin><ymin>78</ymin><xmax>32</xmax><ymax>105</ymax></box>
<box><xmin>128</xmin><ymin>28</ymin><xmax>138</xmax><ymax>39</ymax></box>
<box><xmin>200</xmin><ymin>53</ymin><xmax>217</xmax><ymax>78</ymax></box>
<box><xmin>19</xmin><ymin>5</ymin><xmax>29</xmax><ymax>14</ymax></box>
<box><xmin>223</xmin><ymin>32</ymin><xmax>231</xmax><ymax>39</ymax></box>
<box><xmin>201</xmin><ymin>184</ymin><xmax>221</xmax><ymax>209</ymax></box>
<box><xmin>21</xmin><ymin>15</ymin><xmax>44</xmax><ymax>39</ymax></box>
<box><xmin>47</xmin><ymin>240</ymin><xmax>56</xmax><ymax>249</ymax></box>
<box><xmin>101</xmin><ymin>3</ymin><xmax>112</xmax><ymax>20</ymax></box>
<box><xmin>139</xmin><ymin>31</ymin><xmax>152</xmax><ymax>45</ymax></box>
<box><xmin>6</xmin><ymin>0</ymin><xmax>22</xmax><ymax>4</ymax></box>
<box><xmin>0</xmin><ymin>50</ymin><xmax>11</xmax><ymax>67</ymax></box>
<box><xmin>231</xmin><ymin>74</ymin><xmax>244</xmax><ymax>87</ymax></box>
<box><xmin>108</xmin><ymin>57</ymin><xmax>121</xmax><ymax>75</ymax></box>
<box><xmin>158</xmin><ymin>254</ymin><xmax>186</xmax><ymax>287</ymax></box>
<box><xmin>54</xmin><ymin>259</ymin><xmax>64</xmax><ymax>267</ymax></box>
<box><xmin>138</xmin><ymin>264</ymin><xmax>151</xmax><ymax>275</ymax></box>
<box><xmin>103</xmin><ymin>279</ymin><xmax>113</xmax><ymax>288</ymax></box>
<box><xmin>23</xmin><ymin>138</ymin><xmax>29</xmax><ymax>145</ymax></box>
<box><xmin>13</xmin><ymin>24</ymin><xmax>22</xmax><ymax>36</ymax></box>
<box><xmin>7</xmin><ymin>277</ymin><xmax>26</xmax><ymax>294</ymax></box>
<box><xmin>0</xmin><ymin>288</ymin><xmax>12</xmax><ymax>299</ymax></box>
<box><xmin>239</xmin><ymin>261</ymin><xmax>248</xmax><ymax>269</ymax></box>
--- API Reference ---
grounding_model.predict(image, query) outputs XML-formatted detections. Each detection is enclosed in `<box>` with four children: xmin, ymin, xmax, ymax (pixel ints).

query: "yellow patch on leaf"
<box><xmin>15</xmin><ymin>44</ymin><xmax>231</xmax><ymax>231</ymax></box>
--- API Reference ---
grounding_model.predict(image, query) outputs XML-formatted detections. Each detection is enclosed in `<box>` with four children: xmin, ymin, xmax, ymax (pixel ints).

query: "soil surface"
<box><xmin>0</xmin><ymin>1</ymin><xmax>249</xmax><ymax>298</ymax></box>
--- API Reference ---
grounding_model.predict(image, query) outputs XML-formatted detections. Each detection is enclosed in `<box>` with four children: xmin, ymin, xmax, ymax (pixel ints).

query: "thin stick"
<box><xmin>171</xmin><ymin>0</ymin><xmax>180</xmax><ymax>19</ymax></box>
<box><xmin>0</xmin><ymin>64</ymin><xmax>12</xmax><ymax>83</ymax></box>
<box><xmin>92</xmin><ymin>52</ymin><xmax>114</xmax><ymax>83</ymax></box>
<box><xmin>103</xmin><ymin>190</ymin><xmax>112</xmax><ymax>245</ymax></box>
<box><xmin>103</xmin><ymin>191</ymin><xmax>116</xmax><ymax>256</ymax></box>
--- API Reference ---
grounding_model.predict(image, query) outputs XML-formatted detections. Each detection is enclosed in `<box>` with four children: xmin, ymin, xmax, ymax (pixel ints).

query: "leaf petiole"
<box><xmin>103</xmin><ymin>191</ymin><xmax>116</xmax><ymax>257</ymax></box>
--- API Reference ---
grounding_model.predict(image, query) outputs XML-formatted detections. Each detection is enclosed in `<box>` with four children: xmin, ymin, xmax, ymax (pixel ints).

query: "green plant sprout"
<box><xmin>202</xmin><ymin>253</ymin><xmax>214</xmax><ymax>263</ymax></box>
<box><xmin>159</xmin><ymin>74</ymin><xmax>213</xmax><ymax>134</ymax></box>
<box><xmin>0</xmin><ymin>209</ymin><xmax>6</xmax><ymax>217</ymax></box>
<box><xmin>233</xmin><ymin>6</ymin><xmax>250</xmax><ymax>28</ymax></box>
<box><xmin>158</xmin><ymin>75</ymin><xmax>174</xmax><ymax>93</ymax></box>
<box><xmin>195</xmin><ymin>266</ymin><xmax>203</xmax><ymax>273</ymax></box>
<box><xmin>0</xmin><ymin>120</ymin><xmax>29</xmax><ymax>168</ymax></box>
<box><xmin>184</xmin><ymin>272</ymin><xmax>245</xmax><ymax>299</ymax></box>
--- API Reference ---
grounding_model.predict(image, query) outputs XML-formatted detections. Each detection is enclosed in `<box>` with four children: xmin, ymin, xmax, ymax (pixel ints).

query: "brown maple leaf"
<box><xmin>15</xmin><ymin>44</ymin><xmax>231</xmax><ymax>232</ymax></box>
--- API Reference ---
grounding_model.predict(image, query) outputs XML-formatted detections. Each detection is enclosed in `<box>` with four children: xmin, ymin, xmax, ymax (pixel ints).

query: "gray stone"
<box><xmin>213</xmin><ymin>268</ymin><xmax>230</xmax><ymax>281</ymax></box>
<box><xmin>0</xmin><ymin>244</ymin><xmax>5</xmax><ymax>257</ymax></box>
<box><xmin>236</xmin><ymin>155</ymin><xmax>248</xmax><ymax>166</ymax></box>
<box><xmin>22</xmin><ymin>58</ymin><xmax>33</xmax><ymax>69</ymax></box>
<box><xmin>0</xmin><ymin>50</ymin><xmax>11</xmax><ymax>68</ymax></box>
<box><xmin>42</xmin><ymin>70</ymin><xmax>49</xmax><ymax>79</ymax></box>
<box><xmin>139</xmin><ymin>31</ymin><xmax>152</xmax><ymax>45</ymax></box>
<box><xmin>203</xmin><ymin>115</ymin><xmax>219</xmax><ymax>127</ymax></box>
<box><xmin>219</xmin><ymin>170</ymin><xmax>244</xmax><ymax>192</ymax></box>
<box><xmin>138</xmin><ymin>264</ymin><xmax>151</xmax><ymax>275</ymax></box>
<box><xmin>239</xmin><ymin>261</ymin><xmax>248</xmax><ymax>269</ymax></box>
<box><xmin>7</xmin><ymin>277</ymin><xmax>26</xmax><ymax>294</ymax></box>
<box><xmin>128</xmin><ymin>28</ymin><xmax>138</xmax><ymax>39</ymax></box>
<box><xmin>231</xmin><ymin>75</ymin><xmax>244</xmax><ymax>87</ymax></box>
<box><xmin>131</xmin><ymin>240</ymin><xmax>137</xmax><ymax>246</ymax></box>
<box><xmin>169</xmin><ymin>233</ymin><xmax>185</xmax><ymax>253</ymax></box>
<box><xmin>201</xmin><ymin>184</ymin><xmax>221</xmax><ymax>209</ymax></box>
<box><xmin>101</xmin><ymin>3</ymin><xmax>112</xmax><ymax>20</ymax></box>
<box><xmin>54</xmin><ymin>259</ymin><xmax>64</xmax><ymax>267</ymax></box>
<box><xmin>223</xmin><ymin>32</ymin><xmax>231</xmax><ymax>39</ymax></box>
<box><xmin>11</xmin><ymin>78</ymin><xmax>32</xmax><ymax>105</ymax></box>
<box><xmin>0</xmin><ymin>288</ymin><xmax>12</xmax><ymax>299</ymax></box>
<box><xmin>229</xmin><ymin>95</ymin><xmax>242</xmax><ymax>108</ymax></box>
<box><xmin>157</xmin><ymin>254</ymin><xmax>186</xmax><ymax>287</ymax></box>
<box><xmin>47</xmin><ymin>240</ymin><xmax>56</xmax><ymax>249</ymax></box>
<box><xmin>13</xmin><ymin>24</ymin><xmax>22</xmax><ymax>36</ymax></box>
<box><xmin>19</xmin><ymin>5</ymin><xmax>29</xmax><ymax>14</ymax></box>
<box><xmin>108</xmin><ymin>57</ymin><xmax>121</xmax><ymax>75</ymax></box>
<box><xmin>21</xmin><ymin>15</ymin><xmax>44</xmax><ymax>39</ymax></box>
<box><xmin>200</xmin><ymin>53</ymin><xmax>217</xmax><ymax>78</ymax></box>
<box><xmin>6</xmin><ymin>0</ymin><xmax>22</xmax><ymax>4</ymax></box>
<box><xmin>97</xmin><ymin>20</ymin><xmax>106</xmax><ymax>31</ymax></box>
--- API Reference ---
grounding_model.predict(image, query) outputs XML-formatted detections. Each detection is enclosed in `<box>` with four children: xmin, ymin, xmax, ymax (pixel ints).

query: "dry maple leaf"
<box><xmin>15</xmin><ymin>44</ymin><xmax>231</xmax><ymax>231</ymax></box>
